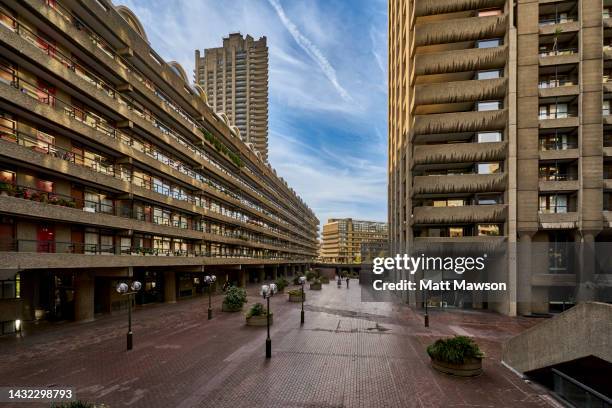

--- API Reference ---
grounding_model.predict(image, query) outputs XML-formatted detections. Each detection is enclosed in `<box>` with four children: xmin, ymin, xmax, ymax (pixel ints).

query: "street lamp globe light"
<box><xmin>299</xmin><ymin>276</ymin><xmax>306</xmax><ymax>325</ymax></box>
<box><xmin>261</xmin><ymin>283</ymin><xmax>276</xmax><ymax>359</ymax></box>
<box><xmin>116</xmin><ymin>282</ymin><xmax>129</xmax><ymax>294</ymax></box>
<box><xmin>204</xmin><ymin>274</ymin><xmax>217</xmax><ymax>320</ymax></box>
<box><xmin>115</xmin><ymin>280</ymin><xmax>142</xmax><ymax>351</ymax></box>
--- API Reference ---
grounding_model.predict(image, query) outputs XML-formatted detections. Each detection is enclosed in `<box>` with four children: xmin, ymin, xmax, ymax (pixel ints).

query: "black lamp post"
<box><xmin>116</xmin><ymin>280</ymin><xmax>142</xmax><ymax>351</ymax></box>
<box><xmin>299</xmin><ymin>275</ymin><xmax>306</xmax><ymax>325</ymax></box>
<box><xmin>261</xmin><ymin>283</ymin><xmax>278</xmax><ymax>359</ymax></box>
<box><xmin>423</xmin><ymin>279</ymin><xmax>429</xmax><ymax>328</ymax></box>
<box><xmin>204</xmin><ymin>274</ymin><xmax>217</xmax><ymax>320</ymax></box>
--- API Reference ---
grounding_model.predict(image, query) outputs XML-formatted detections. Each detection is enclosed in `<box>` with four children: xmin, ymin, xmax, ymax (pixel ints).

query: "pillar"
<box><xmin>576</xmin><ymin>231</ymin><xmax>598</xmax><ymax>302</ymax></box>
<box><xmin>239</xmin><ymin>270</ymin><xmax>247</xmax><ymax>288</ymax></box>
<box><xmin>164</xmin><ymin>271</ymin><xmax>176</xmax><ymax>303</ymax></box>
<box><xmin>74</xmin><ymin>271</ymin><xmax>94</xmax><ymax>322</ymax></box>
<box><xmin>272</xmin><ymin>266</ymin><xmax>278</xmax><ymax>280</ymax></box>
<box><xmin>517</xmin><ymin>232</ymin><xmax>535</xmax><ymax>316</ymax></box>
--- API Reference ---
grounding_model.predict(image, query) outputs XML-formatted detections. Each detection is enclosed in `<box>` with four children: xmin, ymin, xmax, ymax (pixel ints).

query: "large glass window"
<box><xmin>476</xmin><ymin>70</ymin><xmax>502</xmax><ymax>80</ymax></box>
<box><xmin>476</xmin><ymin>101</ymin><xmax>502</xmax><ymax>111</ymax></box>
<box><xmin>476</xmin><ymin>38</ymin><xmax>502</xmax><ymax>48</ymax></box>
<box><xmin>477</xmin><ymin>132</ymin><xmax>502</xmax><ymax>142</ymax></box>
<box><xmin>477</xmin><ymin>163</ymin><xmax>501</xmax><ymax>174</ymax></box>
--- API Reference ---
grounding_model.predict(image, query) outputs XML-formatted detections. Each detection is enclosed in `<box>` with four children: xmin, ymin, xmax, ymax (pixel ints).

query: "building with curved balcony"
<box><xmin>389</xmin><ymin>0</ymin><xmax>610</xmax><ymax>317</ymax></box>
<box><xmin>0</xmin><ymin>0</ymin><xmax>317</xmax><ymax>335</ymax></box>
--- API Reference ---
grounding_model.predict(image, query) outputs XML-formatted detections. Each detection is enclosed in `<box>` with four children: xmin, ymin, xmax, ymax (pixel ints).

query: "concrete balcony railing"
<box><xmin>415</xmin><ymin>46</ymin><xmax>507</xmax><ymax>76</ymax></box>
<box><xmin>539</xmin><ymin>116</ymin><xmax>580</xmax><ymax>129</ymax></box>
<box><xmin>413</xmin><ymin>109</ymin><xmax>508</xmax><ymax>136</ymax></box>
<box><xmin>415</xmin><ymin>78</ymin><xmax>507</xmax><ymax>106</ymax></box>
<box><xmin>412</xmin><ymin>204</ymin><xmax>507</xmax><ymax>225</ymax></box>
<box><xmin>538</xmin><ymin>85</ymin><xmax>579</xmax><ymax>98</ymax></box>
<box><xmin>538</xmin><ymin>179</ymin><xmax>579</xmax><ymax>192</ymax></box>
<box><xmin>412</xmin><ymin>235</ymin><xmax>507</xmax><ymax>254</ymax></box>
<box><xmin>539</xmin><ymin>20</ymin><xmax>580</xmax><ymax>35</ymax></box>
<box><xmin>539</xmin><ymin>148</ymin><xmax>579</xmax><ymax>161</ymax></box>
<box><xmin>415</xmin><ymin>15</ymin><xmax>508</xmax><ymax>47</ymax></box>
<box><xmin>413</xmin><ymin>141</ymin><xmax>507</xmax><ymax>166</ymax></box>
<box><xmin>414</xmin><ymin>0</ymin><xmax>506</xmax><ymax>17</ymax></box>
<box><xmin>413</xmin><ymin>173</ymin><xmax>507</xmax><ymax>195</ymax></box>
<box><xmin>538</xmin><ymin>212</ymin><xmax>578</xmax><ymax>229</ymax></box>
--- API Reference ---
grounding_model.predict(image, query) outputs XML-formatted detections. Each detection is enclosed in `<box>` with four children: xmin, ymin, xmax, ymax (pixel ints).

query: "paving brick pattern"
<box><xmin>0</xmin><ymin>281</ymin><xmax>552</xmax><ymax>407</ymax></box>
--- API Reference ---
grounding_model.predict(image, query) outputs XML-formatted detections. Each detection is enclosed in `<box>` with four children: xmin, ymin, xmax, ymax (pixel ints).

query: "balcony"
<box><xmin>414</xmin><ymin>0</ymin><xmax>506</xmax><ymax>17</ymax></box>
<box><xmin>412</xmin><ymin>204</ymin><xmax>507</xmax><ymax>225</ymax></box>
<box><xmin>415</xmin><ymin>15</ymin><xmax>507</xmax><ymax>47</ymax></box>
<box><xmin>413</xmin><ymin>173</ymin><xmax>507</xmax><ymax>195</ymax></box>
<box><xmin>414</xmin><ymin>78</ymin><xmax>507</xmax><ymax>106</ymax></box>
<box><xmin>413</xmin><ymin>141</ymin><xmax>507</xmax><ymax>166</ymax></box>
<box><xmin>539</xmin><ymin>32</ymin><xmax>579</xmax><ymax>66</ymax></box>
<box><xmin>413</xmin><ymin>109</ymin><xmax>507</xmax><ymax>136</ymax></box>
<box><xmin>538</xmin><ymin>212</ymin><xmax>578</xmax><ymax>229</ymax></box>
<box><xmin>415</xmin><ymin>46</ymin><xmax>507</xmax><ymax>76</ymax></box>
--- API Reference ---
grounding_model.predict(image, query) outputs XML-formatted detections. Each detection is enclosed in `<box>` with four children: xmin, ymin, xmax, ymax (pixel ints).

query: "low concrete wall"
<box><xmin>502</xmin><ymin>302</ymin><xmax>612</xmax><ymax>374</ymax></box>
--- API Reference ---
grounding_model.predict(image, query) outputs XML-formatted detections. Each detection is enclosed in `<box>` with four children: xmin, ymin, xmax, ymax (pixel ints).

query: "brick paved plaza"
<box><xmin>0</xmin><ymin>280</ymin><xmax>556</xmax><ymax>408</ymax></box>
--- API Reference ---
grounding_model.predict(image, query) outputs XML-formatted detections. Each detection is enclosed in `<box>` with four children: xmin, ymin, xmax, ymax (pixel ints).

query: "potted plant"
<box><xmin>0</xmin><ymin>182</ymin><xmax>11</xmax><ymax>197</ymax></box>
<box><xmin>245</xmin><ymin>302</ymin><xmax>272</xmax><ymax>326</ymax></box>
<box><xmin>292</xmin><ymin>275</ymin><xmax>301</xmax><ymax>285</ymax></box>
<box><xmin>310</xmin><ymin>278</ymin><xmax>322</xmax><ymax>290</ymax></box>
<box><xmin>427</xmin><ymin>336</ymin><xmax>484</xmax><ymax>377</ymax></box>
<box><xmin>275</xmin><ymin>277</ymin><xmax>289</xmax><ymax>293</ymax></box>
<box><xmin>320</xmin><ymin>276</ymin><xmax>330</xmax><ymax>284</ymax></box>
<box><xmin>222</xmin><ymin>286</ymin><xmax>247</xmax><ymax>312</ymax></box>
<box><xmin>305</xmin><ymin>271</ymin><xmax>316</xmax><ymax>281</ymax></box>
<box><xmin>287</xmin><ymin>289</ymin><xmax>304</xmax><ymax>302</ymax></box>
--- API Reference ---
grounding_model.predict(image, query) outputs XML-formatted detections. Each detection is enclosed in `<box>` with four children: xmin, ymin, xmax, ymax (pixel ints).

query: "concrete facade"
<box><xmin>0</xmin><ymin>0</ymin><xmax>316</xmax><ymax>334</ymax></box>
<box><xmin>389</xmin><ymin>0</ymin><xmax>612</xmax><ymax>315</ymax></box>
<box><xmin>195</xmin><ymin>34</ymin><xmax>269</xmax><ymax>161</ymax></box>
<box><xmin>319</xmin><ymin>218</ymin><xmax>388</xmax><ymax>264</ymax></box>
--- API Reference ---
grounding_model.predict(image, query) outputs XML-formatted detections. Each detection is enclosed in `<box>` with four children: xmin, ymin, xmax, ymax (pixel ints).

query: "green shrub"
<box><xmin>275</xmin><ymin>277</ymin><xmax>289</xmax><ymax>291</ymax></box>
<box><xmin>305</xmin><ymin>271</ymin><xmax>316</xmax><ymax>281</ymax></box>
<box><xmin>223</xmin><ymin>286</ymin><xmax>247</xmax><ymax>309</ymax></box>
<box><xmin>320</xmin><ymin>276</ymin><xmax>330</xmax><ymax>284</ymax></box>
<box><xmin>51</xmin><ymin>402</ymin><xmax>104</xmax><ymax>408</ymax></box>
<box><xmin>292</xmin><ymin>275</ymin><xmax>301</xmax><ymax>285</ymax></box>
<box><xmin>426</xmin><ymin>336</ymin><xmax>483</xmax><ymax>364</ymax></box>
<box><xmin>288</xmin><ymin>289</ymin><xmax>303</xmax><ymax>297</ymax></box>
<box><xmin>311</xmin><ymin>278</ymin><xmax>321</xmax><ymax>285</ymax></box>
<box><xmin>246</xmin><ymin>302</ymin><xmax>271</xmax><ymax>318</ymax></box>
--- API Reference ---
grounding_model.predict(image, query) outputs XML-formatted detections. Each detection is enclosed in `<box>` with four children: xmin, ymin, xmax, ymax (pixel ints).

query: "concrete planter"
<box><xmin>222</xmin><ymin>303</ymin><xmax>243</xmax><ymax>312</ymax></box>
<box><xmin>431</xmin><ymin>357</ymin><xmax>482</xmax><ymax>377</ymax></box>
<box><xmin>246</xmin><ymin>314</ymin><xmax>273</xmax><ymax>326</ymax></box>
<box><xmin>288</xmin><ymin>293</ymin><xmax>304</xmax><ymax>302</ymax></box>
<box><xmin>310</xmin><ymin>283</ymin><xmax>322</xmax><ymax>290</ymax></box>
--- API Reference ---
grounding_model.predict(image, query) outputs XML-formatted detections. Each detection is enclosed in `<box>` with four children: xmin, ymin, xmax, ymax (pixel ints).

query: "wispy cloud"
<box><xmin>267</xmin><ymin>0</ymin><xmax>353</xmax><ymax>103</ymax></box>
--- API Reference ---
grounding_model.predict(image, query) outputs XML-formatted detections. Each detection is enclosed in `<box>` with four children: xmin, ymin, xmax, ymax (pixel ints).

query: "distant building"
<box><xmin>195</xmin><ymin>34</ymin><xmax>269</xmax><ymax>161</ymax></box>
<box><xmin>320</xmin><ymin>219</ymin><xmax>388</xmax><ymax>264</ymax></box>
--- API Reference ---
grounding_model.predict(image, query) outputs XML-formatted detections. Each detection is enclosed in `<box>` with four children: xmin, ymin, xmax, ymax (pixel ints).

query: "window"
<box><xmin>449</xmin><ymin>227</ymin><xmax>464</xmax><ymax>238</ymax></box>
<box><xmin>604</xmin><ymin>100</ymin><xmax>610</xmax><ymax>116</ymax></box>
<box><xmin>476</xmin><ymin>101</ymin><xmax>501</xmax><ymax>111</ymax></box>
<box><xmin>477</xmin><ymin>224</ymin><xmax>500</xmax><ymax>236</ymax></box>
<box><xmin>477</xmin><ymin>163</ymin><xmax>501</xmax><ymax>174</ymax></box>
<box><xmin>476</xmin><ymin>38</ymin><xmax>502</xmax><ymax>48</ymax></box>
<box><xmin>477</xmin><ymin>132</ymin><xmax>502</xmax><ymax>142</ymax></box>
<box><xmin>478</xmin><ymin>9</ymin><xmax>502</xmax><ymax>17</ymax></box>
<box><xmin>539</xmin><ymin>194</ymin><xmax>568</xmax><ymax>213</ymax></box>
<box><xmin>477</xmin><ymin>70</ymin><xmax>501</xmax><ymax>80</ymax></box>
<box><xmin>540</xmin><ymin>103</ymin><xmax>568</xmax><ymax>119</ymax></box>
<box><xmin>476</xmin><ymin>194</ymin><xmax>503</xmax><ymax>205</ymax></box>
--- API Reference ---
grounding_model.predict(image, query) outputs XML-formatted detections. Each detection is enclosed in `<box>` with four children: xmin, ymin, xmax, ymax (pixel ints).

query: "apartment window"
<box><xmin>548</xmin><ymin>232</ymin><xmax>571</xmax><ymax>273</ymax></box>
<box><xmin>449</xmin><ymin>227</ymin><xmax>464</xmax><ymax>238</ymax></box>
<box><xmin>477</xmin><ymin>101</ymin><xmax>501</xmax><ymax>111</ymax></box>
<box><xmin>477</xmin><ymin>132</ymin><xmax>502</xmax><ymax>142</ymax></box>
<box><xmin>476</xmin><ymin>194</ymin><xmax>503</xmax><ymax>205</ymax></box>
<box><xmin>539</xmin><ymin>194</ymin><xmax>568</xmax><ymax>213</ymax></box>
<box><xmin>539</xmin><ymin>103</ymin><xmax>568</xmax><ymax>119</ymax></box>
<box><xmin>478</xmin><ymin>9</ymin><xmax>502</xmax><ymax>17</ymax></box>
<box><xmin>476</xmin><ymin>70</ymin><xmax>502</xmax><ymax>80</ymax></box>
<box><xmin>604</xmin><ymin>100</ymin><xmax>610</xmax><ymax>116</ymax></box>
<box><xmin>432</xmin><ymin>199</ymin><xmax>466</xmax><ymax>207</ymax></box>
<box><xmin>477</xmin><ymin>162</ymin><xmax>501</xmax><ymax>174</ymax></box>
<box><xmin>476</xmin><ymin>38</ymin><xmax>502</xmax><ymax>48</ymax></box>
<box><xmin>477</xmin><ymin>224</ymin><xmax>501</xmax><ymax>236</ymax></box>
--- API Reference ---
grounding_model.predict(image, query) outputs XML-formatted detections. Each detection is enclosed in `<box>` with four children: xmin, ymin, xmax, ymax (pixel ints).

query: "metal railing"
<box><xmin>538</xmin><ymin>78</ymin><xmax>578</xmax><ymax>88</ymax></box>
<box><xmin>539</xmin><ymin>47</ymin><xmax>578</xmax><ymax>57</ymax></box>
<box><xmin>552</xmin><ymin>368</ymin><xmax>612</xmax><ymax>408</ymax></box>
<box><xmin>539</xmin><ymin>140</ymin><xmax>578</xmax><ymax>150</ymax></box>
<box><xmin>539</xmin><ymin>173</ymin><xmax>577</xmax><ymax>181</ymax></box>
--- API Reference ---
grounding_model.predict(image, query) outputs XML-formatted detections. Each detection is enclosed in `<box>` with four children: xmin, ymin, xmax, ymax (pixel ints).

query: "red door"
<box><xmin>37</xmin><ymin>224</ymin><xmax>55</xmax><ymax>252</ymax></box>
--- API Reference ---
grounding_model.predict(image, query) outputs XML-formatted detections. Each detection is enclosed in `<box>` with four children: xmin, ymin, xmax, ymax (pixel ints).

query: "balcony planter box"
<box><xmin>245</xmin><ymin>314</ymin><xmax>273</xmax><ymax>326</ymax></box>
<box><xmin>430</xmin><ymin>357</ymin><xmax>482</xmax><ymax>377</ymax></box>
<box><xmin>288</xmin><ymin>290</ymin><xmax>304</xmax><ymax>302</ymax></box>
<box><xmin>309</xmin><ymin>282</ymin><xmax>322</xmax><ymax>290</ymax></box>
<box><xmin>222</xmin><ymin>303</ymin><xmax>243</xmax><ymax>312</ymax></box>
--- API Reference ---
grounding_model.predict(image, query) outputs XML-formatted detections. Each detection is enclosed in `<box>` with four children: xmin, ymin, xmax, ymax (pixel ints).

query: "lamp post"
<box><xmin>261</xmin><ymin>283</ymin><xmax>278</xmax><ymax>358</ymax></box>
<box><xmin>299</xmin><ymin>276</ymin><xmax>306</xmax><ymax>325</ymax></box>
<box><xmin>204</xmin><ymin>275</ymin><xmax>217</xmax><ymax>320</ymax></box>
<box><xmin>423</xmin><ymin>279</ymin><xmax>429</xmax><ymax>328</ymax></box>
<box><xmin>116</xmin><ymin>280</ymin><xmax>142</xmax><ymax>351</ymax></box>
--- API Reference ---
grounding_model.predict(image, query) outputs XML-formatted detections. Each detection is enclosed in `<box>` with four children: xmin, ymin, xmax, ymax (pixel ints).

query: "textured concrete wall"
<box><xmin>503</xmin><ymin>302</ymin><xmax>612</xmax><ymax>373</ymax></box>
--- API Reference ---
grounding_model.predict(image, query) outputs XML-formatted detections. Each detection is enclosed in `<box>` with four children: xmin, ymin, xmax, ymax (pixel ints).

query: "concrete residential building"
<box><xmin>0</xmin><ymin>0</ymin><xmax>317</xmax><ymax>335</ymax></box>
<box><xmin>389</xmin><ymin>0</ymin><xmax>612</xmax><ymax>316</ymax></box>
<box><xmin>320</xmin><ymin>218</ymin><xmax>388</xmax><ymax>264</ymax></box>
<box><xmin>195</xmin><ymin>34</ymin><xmax>269</xmax><ymax>161</ymax></box>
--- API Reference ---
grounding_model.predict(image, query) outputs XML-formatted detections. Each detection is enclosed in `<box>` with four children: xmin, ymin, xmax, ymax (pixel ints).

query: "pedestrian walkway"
<box><xmin>0</xmin><ymin>280</ymin><xmax>553</xmax><ymax>407</ymax></box>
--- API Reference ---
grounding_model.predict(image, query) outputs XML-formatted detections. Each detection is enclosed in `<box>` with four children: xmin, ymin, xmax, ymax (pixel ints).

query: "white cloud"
<box><xmin>267</xmin><ymin>0</ymin><xmax>353</xmax><ymax>104</ymax></box>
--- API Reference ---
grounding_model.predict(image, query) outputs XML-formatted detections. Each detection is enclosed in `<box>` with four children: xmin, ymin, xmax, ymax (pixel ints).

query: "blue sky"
<box><xmin>117</xmin><ymin>0</ymin><xmax>388</xmax><ymax>229</ymax></box>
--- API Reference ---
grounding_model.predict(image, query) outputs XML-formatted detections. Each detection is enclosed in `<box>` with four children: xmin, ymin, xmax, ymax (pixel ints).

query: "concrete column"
<box><xmin>164</xmin><ymin>271</ymin><xmax>176</xmax><ymax>303</ymax></box>
<box><xmin>517</xmin><ymin>232</ymin><xmax>534</xmax><ymax>316</ymax></box>
<box><xmin>272</xmin><ymin>266</ymin><xmax>278</xmax><ymax>280</ymax></box>
<box><xmin>258</xmin><ymin>269</ymin><xmax>265</xmax><ymax>283</ymax></box>
<box><xmin>576</xmin><ymin>231</ymin><xmax>598</xmax><ymax>302</ymax></box>
<box><xmin>74</xmin><ymin>271</ymin><xmax>94</xmax><ymax>322</ymax></box>
<box><xmin>239</xmin><ymin>270</ymin><xmax>247</xmax><ymax>288</ymax></box>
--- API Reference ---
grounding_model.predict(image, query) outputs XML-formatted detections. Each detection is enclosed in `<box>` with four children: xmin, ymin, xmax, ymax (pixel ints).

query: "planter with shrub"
<box><xmin>288</xmin><ymin>289</ymin><xmax>304</xmax><ymax>302</ymax></box>
<box><xmin>222</xmin><ymin>286</ymin><xmax>247</xmax><ymax>312</ymax></box>
<box><xmin>275</xmin><ymin>277</ymin><xmax>289</xmax><ymax>292</ymax></box>
<box><xmin>245</xmin><ymin>302</ymin><xmax>273</xmax><ymax>326</ymax></box>
<box><xmin>305</xmin><ymin>271</ymin><xmax>317</xmax><ymax>281</ymax></box>
<box><xmin>310</xmin><ymin>278</ymin><xmax>322</xmax><ymax>290</ymax></box>
<box><xmin>320</xmin><ymin>276</ymin><xmax>330</xmax><ymax>284</ymax></box>
<box><xmin>427</xmin><ymin>336</ymin><xmax>483</xmax><ymax>377</ymax></box>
